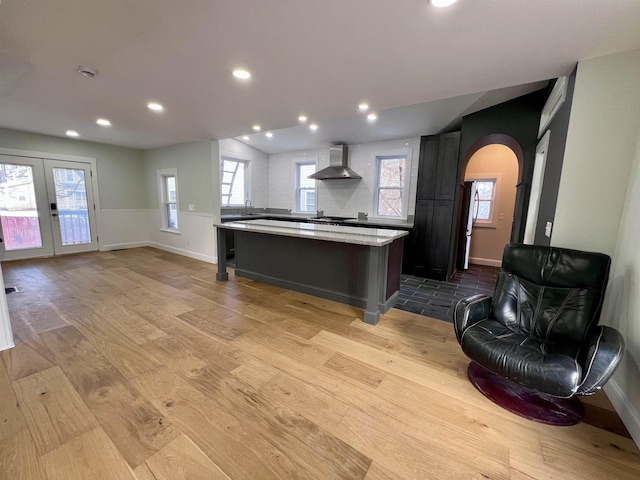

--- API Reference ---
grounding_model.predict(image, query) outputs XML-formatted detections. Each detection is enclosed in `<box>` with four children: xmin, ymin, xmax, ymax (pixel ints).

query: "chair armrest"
<box><xmin>454</xmin><ymin>294</ymin><xmax>492</xmax><ymax>343</ymax></box>
<box><xmin>576</xmin><ymin>326</ymin><xmax>625</xmax><ymax>395</ymax></box>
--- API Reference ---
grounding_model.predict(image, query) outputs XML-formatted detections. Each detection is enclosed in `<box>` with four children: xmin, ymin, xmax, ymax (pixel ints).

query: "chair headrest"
<box><xmin>501</xmin><ymin>244</ymin><xmax>611</xmax><ymax>289</ymax></box>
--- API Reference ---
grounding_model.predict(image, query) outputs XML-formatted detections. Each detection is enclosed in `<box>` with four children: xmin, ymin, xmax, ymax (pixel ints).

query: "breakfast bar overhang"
<box><xmin>214</xmin><ymin>219</ymin><xmax>408</xmax><ymax>324</ymax></box>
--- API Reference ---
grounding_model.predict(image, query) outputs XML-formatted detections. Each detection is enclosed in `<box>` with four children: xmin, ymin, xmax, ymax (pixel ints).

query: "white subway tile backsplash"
<box><xmin>268</xmin><ymin>138</ymin><xmax>420</xmax><ymax>217</ymax></box>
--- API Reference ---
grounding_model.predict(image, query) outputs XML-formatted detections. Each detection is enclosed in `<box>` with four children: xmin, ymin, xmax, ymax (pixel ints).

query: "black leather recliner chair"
<box><xmin>454</xmin><ymin>244</ymin><xmax>624</xmax><ymax>423</ymax></box>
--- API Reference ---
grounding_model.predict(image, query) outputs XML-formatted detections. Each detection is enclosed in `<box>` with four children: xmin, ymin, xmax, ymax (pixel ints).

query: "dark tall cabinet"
<box><xmin>404</xmin><ymin>132</ymin><xmax>460</xmax><ymax>280</ymax></box>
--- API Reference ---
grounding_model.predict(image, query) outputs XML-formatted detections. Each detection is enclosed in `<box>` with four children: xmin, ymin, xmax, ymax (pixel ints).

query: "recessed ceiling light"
<box><xmin>253</xmin><ymin>125</ymin><xmax>261</xmax><ymax>131</ymax></box>
<box><xmin>242</xmin><ymin>135</ymin><xmax>250</xmax><ymax>141</ymax></box>
<box><xmin>265</xmin><ymin>132</ymin><xmax>273</xmax><ymax>138</ymax></box>
<box><xmin>66</xmin><ymin>130</ymin><xmax>80</xmax><ymax>137</ymax></box>
<box><xmin>298</xmin><ymin>115</ymin><xmax>308</xmax><ymax>123</ymax></box>
<box><xmin>309</xmin><ymin>124</ymin><xmax>318</xmax><ymax>131</ymax></box>
<box><xmin>232</xmin><ymin>69</ymin><xmax>251</xmax><ymax>80</ymax></box>
<box><xmin>428</xmin><ymin>0</ymin><xmax>458</xmax><ymax>7</ymax></box>
<box><xmin>96</xmin><ymin>118</ymin><xmax>111</xmax><ymax>127</ymax></box>
<box><xmin>367</xmin><ymin>113</ymin><xmax>378</xmax><ymax>121</ymax></box>
<box><xmin>358</xmin><ymin>103</ymin><xmax>369</xmax><ymax>111</ymax></box>
<box><xmin>147</xmin><ymin>102</ymin><xmax>164</xmax><ymax>112</ymax></box>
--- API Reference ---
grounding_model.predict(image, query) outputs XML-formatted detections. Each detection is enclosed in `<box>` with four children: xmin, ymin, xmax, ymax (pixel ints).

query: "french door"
<box><xmin>0</xmin><ymin>154</ymin><xmax>98</xmax><ymax>261</ymax></box>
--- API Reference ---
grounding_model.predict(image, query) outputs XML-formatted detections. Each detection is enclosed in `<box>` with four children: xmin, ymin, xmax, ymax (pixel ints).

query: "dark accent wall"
<box><xmin>457</xmin><ymin>90</ymin><xmax>548</xmax><ymax>242</ymax></box>
<box><xmin>534</xmin><ymin>69</ymin><xmax>577</xmax><ymax>245</ymax></box>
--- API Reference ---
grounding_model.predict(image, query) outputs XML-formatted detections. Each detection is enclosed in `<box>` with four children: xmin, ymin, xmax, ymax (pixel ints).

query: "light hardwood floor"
<box><xmin>1</xmin><ymin>247</ymin><xmax>638</xmax><ymax>480</ymax></box>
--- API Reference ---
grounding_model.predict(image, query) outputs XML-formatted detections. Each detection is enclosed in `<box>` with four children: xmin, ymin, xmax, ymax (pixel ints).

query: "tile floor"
<box><xmin>395</xmin><ymin>264</ymin><xmax>500</xmax><ymax>322</ymax></box>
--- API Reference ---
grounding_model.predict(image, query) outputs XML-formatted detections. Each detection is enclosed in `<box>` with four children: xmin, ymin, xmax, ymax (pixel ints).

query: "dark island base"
<box><xmin>216</xmin><ymin>229</ymin><xmax>403</xmax><ymax>324</ymax></box>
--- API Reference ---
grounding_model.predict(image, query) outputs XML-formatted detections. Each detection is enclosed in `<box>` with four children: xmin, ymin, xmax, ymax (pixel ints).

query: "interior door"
<box><xmin>463</xmin><ymin>181</ymin><xmax>479</xmax><ymax>270</ymax></box>
<box><xmin>0</xmin><ymin>155</ymin><xmax>54</xmax><ymax>260</ymax></box>
<box><xmin>456</xmin><ymin>181</ymin><xmax>478</xmax><ymax>271</ymax></box>
<box><xmin>43</xmin><ymin>159</ymin><xmax>98</xmax><ymax>255</ymax></box>
<box><xmin>524</xmin><ymin>131</ymin><xmax>550</xmax><ymax>244</ymax></box>
<box><xmin>0</xmin><ymin>155</ymin><xmax>98</xmax><ymax>261</ymax></box>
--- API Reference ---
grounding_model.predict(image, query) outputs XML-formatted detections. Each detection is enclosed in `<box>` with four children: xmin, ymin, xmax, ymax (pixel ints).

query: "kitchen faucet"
<box><xmin>244</xmin><ymin>199</ymin><xmax>252</xmax><ymax>214</ymax></box>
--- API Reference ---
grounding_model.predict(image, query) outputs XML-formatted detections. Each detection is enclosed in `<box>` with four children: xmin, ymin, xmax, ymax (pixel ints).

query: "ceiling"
<box><xmin>1</xmin><ymin>1</ymin><xmax>640</xmax><ymax>152</ymax></box>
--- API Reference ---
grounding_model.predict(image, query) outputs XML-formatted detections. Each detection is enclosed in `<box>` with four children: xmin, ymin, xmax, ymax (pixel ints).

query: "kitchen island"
<box><xmin>214</xmin><ymin>219</ymin><xmax>408</xmax><ymax>324</ymax></box>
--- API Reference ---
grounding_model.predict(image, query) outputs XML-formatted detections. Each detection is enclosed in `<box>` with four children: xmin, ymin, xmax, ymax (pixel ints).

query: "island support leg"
<box><xmin>364</xmin><ymin>246</ymin><xmax>383</xmax><ymax>324</ymax></box>
<box><xmin>216</xmin><ymin>228</ymin><xmax>229</xmax><ymax>281</ymax></box>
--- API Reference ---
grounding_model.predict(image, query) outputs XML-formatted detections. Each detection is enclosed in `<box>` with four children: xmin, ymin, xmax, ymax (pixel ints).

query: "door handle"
<box><xmin>51</xmin><ymin>213</ymin><xmax>58</xmax><ymax>217</ymax></box>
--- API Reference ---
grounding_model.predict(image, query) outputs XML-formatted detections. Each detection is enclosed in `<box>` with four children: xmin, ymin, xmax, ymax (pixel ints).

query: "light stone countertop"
<box><xmin>214</xmin><ymin>219</ymin><xmax>409</xmax><ymax>246</ymax></box>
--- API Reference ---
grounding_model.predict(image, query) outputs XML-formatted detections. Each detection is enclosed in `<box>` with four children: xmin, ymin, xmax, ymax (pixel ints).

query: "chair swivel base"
<box><xmin>467</xmin><ymin>361</ymin><xmax>584</xmax><ymax>426</ymax></box>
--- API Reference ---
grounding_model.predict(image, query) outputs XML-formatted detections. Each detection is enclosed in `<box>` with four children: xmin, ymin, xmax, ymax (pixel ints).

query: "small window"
<box><xmin>295</xmin><ymin>162</ymin><xmax>316</xmax><ymax>213</ymax></box>
<box><xmin>221</xmin><ymin>157</ymin><xmax>249</xmax><ymax>205</ymax></box>
<box><xmin>65</xmin><ymin>169</ymin><xmax>74</xmax><ymax>182</ymax></box>
<box><xmin>158</xmin><ymin>169</ymin><xmax>179</xmax><ymax>231</ymax></box>
<box><xmin>471</xmin><ymin>178</ymin><xmax>498</xmax><ymax>226</ymax></box>
<box><xmin>374</xmin><ymin>155</ymin><xmax>407</xmax><ymax>218</ymax></box>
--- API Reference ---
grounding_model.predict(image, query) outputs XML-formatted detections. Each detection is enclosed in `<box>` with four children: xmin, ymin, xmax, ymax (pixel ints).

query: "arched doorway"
<box><xmin>455</xmin><ymin>134</ymin><xmax>525</xmax><ymax>271</ymax></box>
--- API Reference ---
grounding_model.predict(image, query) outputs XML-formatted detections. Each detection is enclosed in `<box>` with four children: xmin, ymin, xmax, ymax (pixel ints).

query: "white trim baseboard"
<box><xmin>469</xmin><ymin>257</ymin><xmax>502</xmax><ymax>268</ymax></box>
<box><xmin>147</xmin><ymin>241</ymin><xmax>217</xmax><ymax>264</ymax></box>
<box><xmin>101</xmin><ymin>241</ymin><xmax>218</xmax><ymax>265</ymax></box>
<box><xmin>101</xmin><ymin>241</ymin><xmax>149</xmax><ymax>251</ymax></box>
<box><xmin>604</xmin><ymin>379</ymin><xmax>640</xmax><ymax>449</ymax></box>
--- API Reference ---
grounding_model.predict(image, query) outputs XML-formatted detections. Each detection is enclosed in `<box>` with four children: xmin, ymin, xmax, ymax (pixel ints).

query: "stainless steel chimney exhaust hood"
<box><xmin>308</xmin><ymin>145</ymin><xmax>362</xmax><ymax>180</ymax></box>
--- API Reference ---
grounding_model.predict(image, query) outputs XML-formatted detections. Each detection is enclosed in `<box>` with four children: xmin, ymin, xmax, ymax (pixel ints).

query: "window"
<box><xmin>74</xmin><ymin>191</ymin><xmax>86</xmax><ymax>206</ymax></box>
<box><xmin>374</xmin><ymin>155</ymin><xmax>407</xmax><ymax>218</ymax></box>
<box><xmin>295</xmin><ymin>162</ymin><xmax>316</xmax><ymax>213</ymax></box>
<box><xmin>221</xmin><ymin>157</ymin><xmax>249</xmax><ymax>205</ymax></box>
<box><xmin>468</xmin><ymin>176</ymin><xmax>500</xmax><ymax>227</ymax></box>
<box><xmin>158</xmin><ymin>168</ymin><xmax>179</xmax><ymax>231</ymax></box>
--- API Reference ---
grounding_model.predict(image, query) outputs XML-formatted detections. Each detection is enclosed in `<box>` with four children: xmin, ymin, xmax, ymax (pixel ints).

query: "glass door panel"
<box><xmin>44</xmin><ymin>159</ymin><xmax>98</xmax><ymax>255</ymax></box>
<box><xmin>0</xmin><ymin>163</ymin><xmax>43</xmax><ymax>250</ymax></box>
<box><xmin>51</xmin><ymin>167</ymin><xmax>92</xmax><ymax>245</ymax></box>
<box><xmin>0</xmin><ymin>155</ymin><xmax>54</xmax><ymax>260</ymax></box>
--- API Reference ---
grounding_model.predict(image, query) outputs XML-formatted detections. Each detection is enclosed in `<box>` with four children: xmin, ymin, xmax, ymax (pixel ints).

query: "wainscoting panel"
<box><xmin>100</xmin><ymin>209</ymin><xmax>217</xmax><ymax>264</ymax></box>
<box><xmin>147</xmin><ymin>210</ymin><xmax>217</xmax><ymax>264</ymax></box>
<box><xmin>99</xmin><ymin>209</ymin><xmax>152</xmax><ymax>251</ymax></box>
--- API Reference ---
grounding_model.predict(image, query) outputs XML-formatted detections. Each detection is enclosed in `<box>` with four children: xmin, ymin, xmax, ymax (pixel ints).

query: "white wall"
<box><xmin>268</xmin><ymin>147</ymin><xmax>327</xmax><ymax>211</ymax></box>
<box><xmin>268</xmin><ymin>138</ymin><xmax>420</xmax><ymax>218</ymax></box>
<box><xmin>142</xmin><ymin>141</ymin><xmax>217</xmax><ymax>263</ymax></box>
<box><xmin>552</xmin><ymin>49</ymin><xmax>640</xmax><ymax>255</ymax></box>
<box><xmin>219</xmin><ymin>138</ymin><xmax>269</xmax><ymax>208</ymax></box>
<box><xmin>552</xmin><ymin>48</ymin><xmax>640</xmax><ymax>447</ymax></box>
<box><xmin>604</xmin><ymin>128</ymin><xmax>640</xmax><ymax>449</ymax></box>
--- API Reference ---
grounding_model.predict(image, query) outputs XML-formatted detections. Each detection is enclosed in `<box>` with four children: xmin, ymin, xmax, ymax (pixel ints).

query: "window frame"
<box><xmin>294</xmin><ymin>161</ymin><xmax>317</xmax><ymax>213</ymax></box>
<box><xmin>466</xmin><ymin>174</ymin><xmax>502</xmax><ymax>228</ymax></box>
<box><xmin>157</xmin><ymin>168</ymin><xmax>180</xmax><ymax>233</ymax></box>
<box><xmin>372</xmin><ymin>152</ymin><xmax>411</xmax><ymax>219</ymax></box>
<box><xmin>221</xmin><ymin>156</ymin><xmax>250</xmax><ymax>207</ymax></box>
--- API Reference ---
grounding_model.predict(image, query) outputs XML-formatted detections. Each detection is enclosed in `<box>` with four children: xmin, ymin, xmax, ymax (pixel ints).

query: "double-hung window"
<box><xmin>295</xmin><ymin>162</ymin><xmax>316</xmax><ymax>213</ymax></box>
<box><xmin>374</xmin><ymin>155</ymin><xmax>408</xmax><ymax>218</ymax></box>
<box><xmin>467</xmin><ymin>176</ymin><xmax>500</xmax><ymax>227</ymax></box>
<box><xmin>221</xmin><ymin>157</ymin><xmax>249</xmax><ymax>205</ymax></box>
<box><xmin>158</xmin><ymin>168</ymin><xmax>179</xmax><ymax>231</ymax></box>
